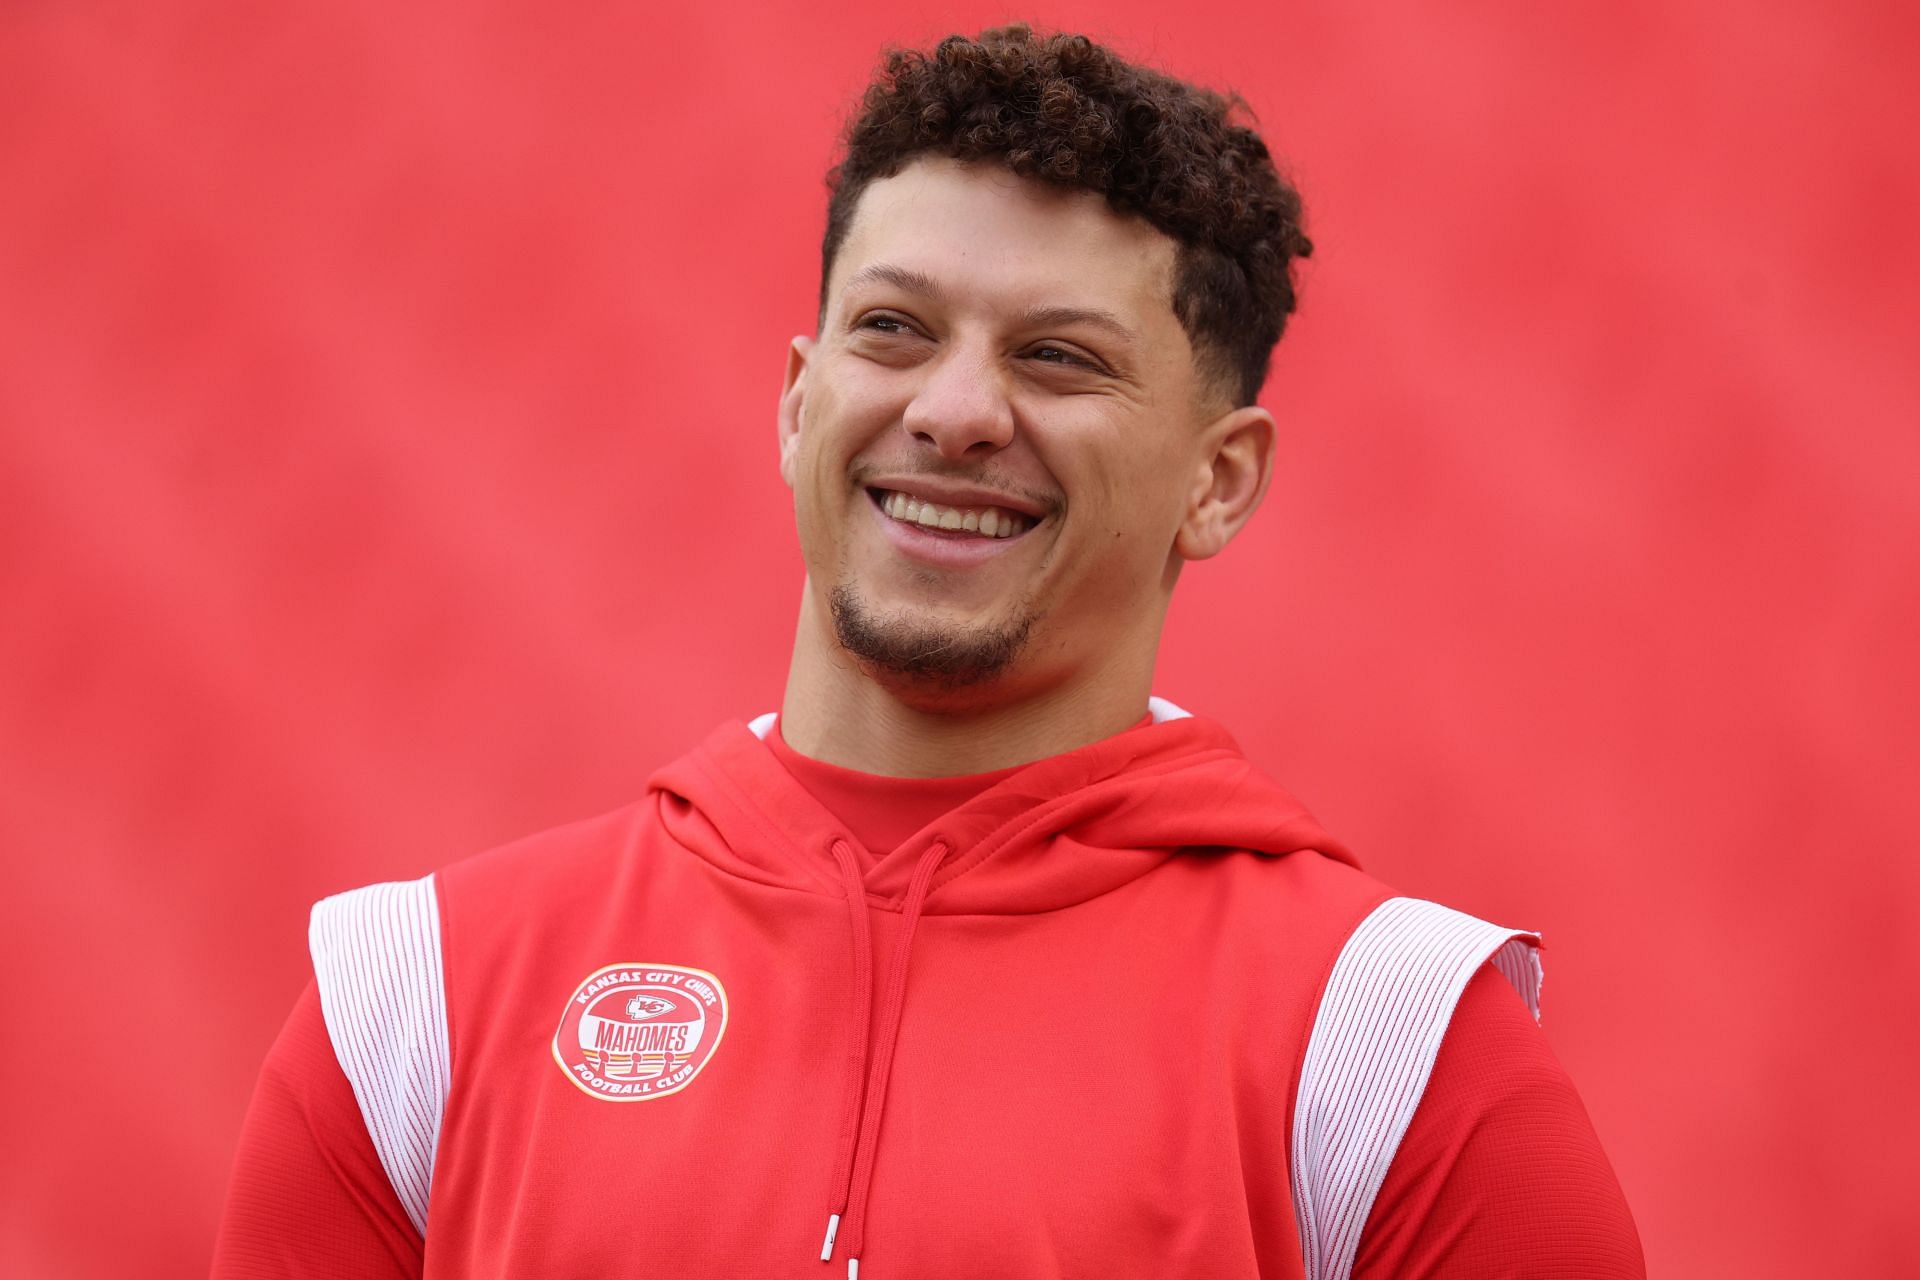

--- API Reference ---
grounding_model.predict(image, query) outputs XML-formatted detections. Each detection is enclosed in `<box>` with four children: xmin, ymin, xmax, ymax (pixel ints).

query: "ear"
<box><xmin>1173</xmin><ymin>404</ymin><xmax>1277</xmax><ymax>561</ymax></box>
<box><xmin>776</xmin><ymin>335</ymin><xmax>815</xmax><ymax>490</ymax></box>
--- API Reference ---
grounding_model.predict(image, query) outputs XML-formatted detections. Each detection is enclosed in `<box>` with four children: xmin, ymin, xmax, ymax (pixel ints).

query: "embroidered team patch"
<box><xmin>552</xmin><ymin>963</ymin><xmax>729</xmax><ymax>1101</ymax></box>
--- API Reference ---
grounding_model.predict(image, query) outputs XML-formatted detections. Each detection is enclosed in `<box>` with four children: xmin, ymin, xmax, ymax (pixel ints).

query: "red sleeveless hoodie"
<box><xmin>215</xmin><ymin>705</ymin><xmax>1643</xmax><ymax>1278</ymax></box>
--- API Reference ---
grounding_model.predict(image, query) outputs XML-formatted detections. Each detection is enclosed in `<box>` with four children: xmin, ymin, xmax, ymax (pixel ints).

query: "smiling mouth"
<box><xmin>869</xmin><ymin>488</ymin><xmax>1036</xmax><ymax>539</ymax></box>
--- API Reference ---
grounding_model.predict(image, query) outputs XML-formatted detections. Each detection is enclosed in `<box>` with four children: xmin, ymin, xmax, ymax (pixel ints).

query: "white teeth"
<box><xmin>879</xmin><ymin>489</ymin><xmax>1031</xmax><ymax>538</ymax></box>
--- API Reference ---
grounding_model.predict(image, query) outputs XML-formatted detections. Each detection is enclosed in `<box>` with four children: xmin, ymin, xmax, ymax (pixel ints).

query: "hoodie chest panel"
<box><xmin>429</xmin><ymin>845</ymin><xmax>860</xmax><ymax>1277</ymax></box>
<box><xmin>428</xmin><ymin>841</ymin><xmax>1340</xmax><ymax>1278</ymax></box>
<box><xmin>849</xmin><ymin>874</ymin><xmax>1322</xmax><ymax>1278</ymax></box>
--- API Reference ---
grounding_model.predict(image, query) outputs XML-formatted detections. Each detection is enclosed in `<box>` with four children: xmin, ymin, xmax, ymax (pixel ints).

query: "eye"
<box><xmin>1025</xmin><ymin>343</ymin><xmax>1104</xmax><ymax>372</ymax></box>
<box><xmin>847</xmin><ymin>310</ymin><xmax>934</xmax><ymax>367</ymax></box>
<box><xmin>856</xmin><ymin>311</ymin><xmax>917</xmax><ymax>336</ymax></box>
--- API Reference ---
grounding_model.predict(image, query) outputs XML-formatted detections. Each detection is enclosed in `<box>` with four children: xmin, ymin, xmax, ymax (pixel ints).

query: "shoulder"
<box><xmin>307</xmin><ymin>799</ymin><xmax>659</xmax><ymax>1017</ymax></box>
<box><xmin>1290</xmin><ymin>895</ymin><xmax>1543</xmax><ymax>1280</ymax></box>
<box><xmin>298</xmin><ymin>797</ymin><xmax>658</xmax><ymax>1232</ymax></box>
<box><xmin>1312</xmin><ymin>895</ymin><xmax>1543</xmax><ymax>1027</ymax></box>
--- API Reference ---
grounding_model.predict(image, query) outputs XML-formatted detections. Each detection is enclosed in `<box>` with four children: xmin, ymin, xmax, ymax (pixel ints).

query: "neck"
<box><xmin>778</xmin><ymin>580</ymin><xmax>1163</xmax><ymax>778</ymax></box>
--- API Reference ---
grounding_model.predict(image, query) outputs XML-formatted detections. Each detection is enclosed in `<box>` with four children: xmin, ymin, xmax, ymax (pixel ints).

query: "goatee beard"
<box><xmin>828</xmin><ymin>582</ymin><xmax>1036</xmax><ymax>691</ymax></box>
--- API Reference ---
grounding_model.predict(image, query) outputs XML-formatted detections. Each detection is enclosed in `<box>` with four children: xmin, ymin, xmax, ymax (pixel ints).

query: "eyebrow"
<box><xmin>842</xmin><ymin>262</ymin><xmax>1141</xmax><ymax>349</ymax></box>
<box><xmin>1015</xmin><ymin>305</ymin><xmax>1140</xmax><ymax>348</ymax></box>
<box><xmin>841</xmin><ymin>262</ymin><xmax>946</xmax><ymax>301</ymax></box>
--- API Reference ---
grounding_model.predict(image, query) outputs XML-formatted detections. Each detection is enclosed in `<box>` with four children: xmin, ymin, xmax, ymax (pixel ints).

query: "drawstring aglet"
<box><xmin>848</xmin><ymin>1260</ymin><xmax>860</xmax><ymax>1280</ymax></box>
<box><xmin>820</xmin><ymin>1213</ymin><xmax>841</xmax><ymax>1262</ymax></box>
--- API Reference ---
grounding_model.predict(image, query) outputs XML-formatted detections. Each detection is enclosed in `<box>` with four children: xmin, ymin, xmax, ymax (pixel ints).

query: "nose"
<box><xmin>901</xmin><ymin>347</ymin><xmax>1016</xmax><ymax>460</ymax></box>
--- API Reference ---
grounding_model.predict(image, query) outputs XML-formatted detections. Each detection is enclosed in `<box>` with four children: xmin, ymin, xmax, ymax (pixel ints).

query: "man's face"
<box><xmin>780</xmin><ymin>156</ymin><xmax>1247</xmax><ymax>700</ymax></box>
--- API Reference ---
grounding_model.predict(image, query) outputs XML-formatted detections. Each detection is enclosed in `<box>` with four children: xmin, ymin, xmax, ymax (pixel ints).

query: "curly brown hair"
<box><xmin>821</xmin><ymin>24</ymin><xmax>1312</xmax><ymax>406</ymax></box>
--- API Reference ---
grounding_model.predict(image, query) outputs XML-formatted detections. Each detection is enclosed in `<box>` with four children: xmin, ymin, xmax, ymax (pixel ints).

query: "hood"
<box><xmin>646</xmin><ymin>704</ymin><xmax>1358</xmax><ymax>915</ymax></box>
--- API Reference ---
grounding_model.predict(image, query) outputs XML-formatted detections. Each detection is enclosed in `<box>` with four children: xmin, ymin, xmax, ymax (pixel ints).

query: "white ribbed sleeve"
<box><xmin>1290</xmin><ymin>896</ymin><xmax>1543</xmax><ymax>1280</ymax></box>
<box><xmin>309</xmin><ymin>874</ymin><xmax>451</xmax><ymax>1238</ymax></box>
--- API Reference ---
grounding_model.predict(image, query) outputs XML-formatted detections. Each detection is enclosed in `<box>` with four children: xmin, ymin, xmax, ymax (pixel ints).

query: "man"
<box><xmin>215</xmin><ymin>26</ymin><xmax>1644</xmax><ymax>1278</ymax></box>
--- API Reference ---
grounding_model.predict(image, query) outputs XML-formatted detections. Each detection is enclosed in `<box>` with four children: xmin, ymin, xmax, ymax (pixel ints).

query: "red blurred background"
<box><xmin>3</xmin><ymin>2</ymin><xmax>1915</xmax><ymax>1275</ymax></box>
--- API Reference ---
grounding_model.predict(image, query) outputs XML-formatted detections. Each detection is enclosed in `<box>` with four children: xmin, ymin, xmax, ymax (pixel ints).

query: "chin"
<box><xmin>828</xmin><ymin>581</ymin><xmax>1042</xmax><ymax>695</ymax></box>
